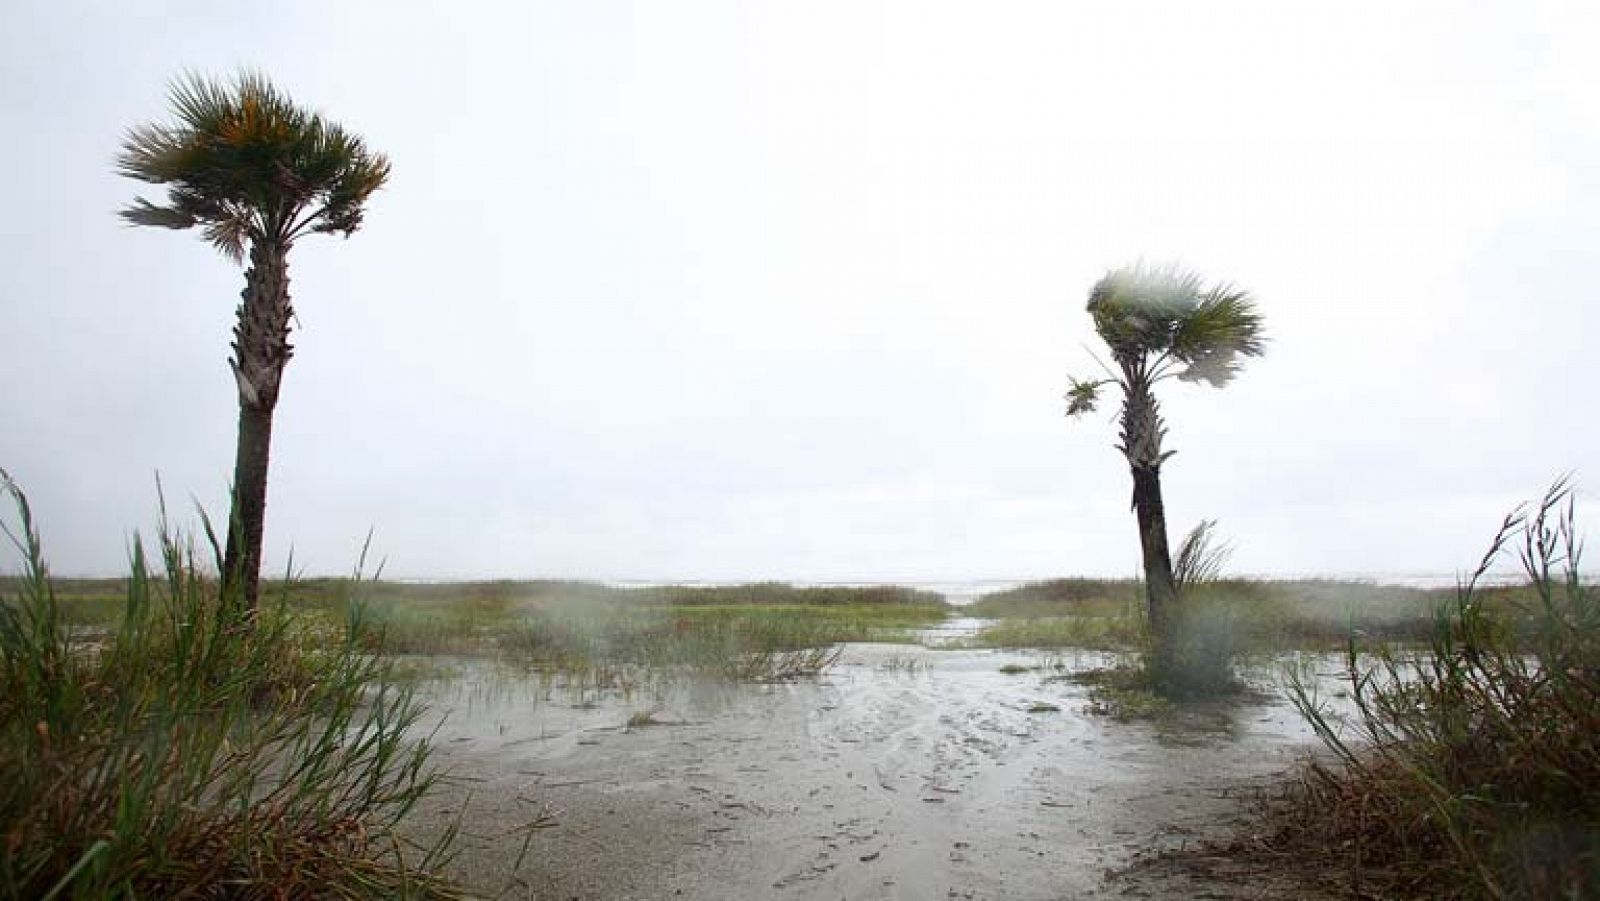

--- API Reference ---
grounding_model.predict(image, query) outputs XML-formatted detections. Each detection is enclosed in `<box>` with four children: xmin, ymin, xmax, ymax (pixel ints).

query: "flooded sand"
<box><xmin>408</xmin><ymin>646</ymin><xmax>1343</xmax><ymax>900</ymax></box>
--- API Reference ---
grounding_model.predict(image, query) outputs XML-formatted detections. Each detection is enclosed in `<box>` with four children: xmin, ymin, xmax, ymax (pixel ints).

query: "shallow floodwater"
<box><xmin>914</xmin><ymin>616</ymin><xmax>994</xmax><ymax>646</ymax></box>
<box><xmin>405</xmin><ymin>647</ymin><xmax>1354</xmax><ymax>900</ymax></box>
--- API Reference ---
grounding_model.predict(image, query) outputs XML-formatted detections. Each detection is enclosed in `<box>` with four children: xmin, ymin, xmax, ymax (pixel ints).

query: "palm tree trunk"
<box><xmin>1118</xmin><ymin>368</ymin><xmax>1179</xmax><ymax>672</ymax></box>
<box><xmin>223</xmin><ymin>400</ymin><xmax>276</xmax><ymax>615</ymax></box>
<box><xmin>220</xmin><ymin>239</ymin><xmax>294</xmax><ymax>617</ymax></box>
<box><xmin>1130</xmin><ymin>463</ymin><xmax>1177</xmax><ymax>666</ymax></box>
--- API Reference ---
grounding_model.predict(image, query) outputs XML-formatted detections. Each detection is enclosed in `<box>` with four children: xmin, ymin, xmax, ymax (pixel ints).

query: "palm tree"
<box><xmin>118</xmin><ymin>71</ymin><xmax>391</xmax><ymax>616</ymax></box>
<box><xmin>1064</xmin><ymin>263</ymin><xmax>1264</xmax><ymax>678</ymax></box>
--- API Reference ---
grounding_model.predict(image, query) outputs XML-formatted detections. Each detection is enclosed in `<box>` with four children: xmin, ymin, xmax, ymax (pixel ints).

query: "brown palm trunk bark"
<box><xmin>220</xmin><ymin>239</ymin><xmax>294</xmax><ymax>617</ymax></box>
<box><xmin>224</xmin><ymin>401</ymin><xmax>276</xmax><ymax>615</ymax></box>
<box><xmin>1131</xmin><ymin>463</ymin><xmax>1177</xmax><ymax>669</ymax></box>
<box><xmin>1117</xmin><ymin>365</ymin><xmax>1179</xmax><ymax>675</ymax></box>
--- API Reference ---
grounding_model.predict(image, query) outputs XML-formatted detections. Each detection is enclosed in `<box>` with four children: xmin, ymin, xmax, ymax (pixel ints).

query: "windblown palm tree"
<box><xmin>1065</xmin><ymin>263</ymin><xmax>1264</xmax><ymax>678</ymax></box>
<box><xmin>118</xmin><ymin>71</ymin><xmax>391</xmax><ymax>615</ymax></box>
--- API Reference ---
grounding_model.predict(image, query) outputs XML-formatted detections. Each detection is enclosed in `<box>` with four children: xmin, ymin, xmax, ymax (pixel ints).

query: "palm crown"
<box><xmin>1066</xmin><ymin>262</ymin><xmax>1265</xmax><ymax>418</ymax></box>
<box><xmin>117</xmin><ymin>70</ymin><xmax>391</xmax><ymax>260</ymax></box>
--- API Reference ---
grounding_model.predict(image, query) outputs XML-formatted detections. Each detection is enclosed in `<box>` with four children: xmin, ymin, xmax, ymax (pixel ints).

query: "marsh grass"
<box><xmin>6</xmin><ymin>578</ymin><xmax>942</xmax><ymax>688</ymax></box>
<box><xmin>517</xmin><ymin>605</ymin><xmax>850</xmax><ymax>682</ymax></box>
<box><xmin>1283</xmin><ymin>481</ymin><xmax>1600</xmax><ymax>899</ymax></box>
<box><xmin>0</xmin><ymin>474</ymin><xmax>457</xmax><ymax>900</ymax></box>
<box><xmin>985</xmin><ymin>525</ymin><xmax>1296</xmax><ymax>700</ymax></box>
<box><xmin>328</xmin><ymin>588</ymin><xmax>940</xmax><ymax>682</ymax></box>
<box><xmin>137</xmin><ymin>580</ymin><xmax>946</xmax><ymax>681</ymax></box>
<box><xmin>968</xmin><ymin>578</ymin><xmax>1140</xmax><ymax>619</ymax></box>
<box><xmin>974</xmin><ymin>524</ymin><xmax>1245</xmax><ymax>697</ymax></box>
<box><xmin>971</xmin><ymin>577</ymin><xmax>1447</xmax><ymax>647</ymax></box>
<box><xmin>978</xmin><ymin>615</ymin><xmax>1145</xmax><ymax>651</ymax></box>
<box><xmin>1073</xmin><ymin>665</ymin><xmax>1178</xmax><ymax>720</ymax></box>
<box><xmin>876</xmin><ymin>654</ymin><xmax>928</xmax><ymax>674</ymax></box>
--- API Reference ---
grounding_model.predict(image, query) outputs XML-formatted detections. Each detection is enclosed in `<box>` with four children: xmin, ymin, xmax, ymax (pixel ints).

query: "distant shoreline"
<box><xmin>392</xmin><ymin>571</ymin><xmax>1562</xmax><ymax>596</ymax></box>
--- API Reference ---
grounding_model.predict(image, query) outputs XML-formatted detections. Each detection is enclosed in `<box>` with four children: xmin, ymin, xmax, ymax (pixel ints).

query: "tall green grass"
<box><xmin>1287</xmin><ymin>480</ymin><xmax>1600</xmax><ymax>898</ymax></box>
<box><xmin>0</xmin><ymin>473</ymin><xmax>457</xmax><ymax>900</ymax></box>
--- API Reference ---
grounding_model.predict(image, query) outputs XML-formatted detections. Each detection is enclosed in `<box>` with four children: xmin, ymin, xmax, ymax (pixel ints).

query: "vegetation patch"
<box><xmin>24</xmin><ymin>579</ymin><xmax>947</xmax><ymax>684</ymax></box>
<box><xmin>0</xmin><ymin>475</ymin><xmax>456</xmax><ymax>899</ymax></box>
<box><xmin>978</xmin><ymin>614</ymin><xmax>1144</xmax><ymax>651</ymax></box>
<box><xmin>624</xmin><ymin>710</ymin><xmax>667</xmax><ymax>730</ymax></box>
<box><xmin>970</xmin><ymin>577</ymin><xmax>1462</xmax><ymax>648</ymax></box>
<box><xmin>968</xmin><ymin>579</ymin><xmax>1140</xmax><ymax>619</ymax></box>
<box><xmin>1279</xmin><ymin>482</ymin><xmax>1600</xmax><ymax>899</ymax></box>
<box><xmin>876</xmin><ymin>654</ymin><xmax>928</xmax><ymax>674</ymax></box>
<box><xmin>1073</xmin><ymin>666</ymin><xmax>1178</xmax><ymax>721</ymax></box>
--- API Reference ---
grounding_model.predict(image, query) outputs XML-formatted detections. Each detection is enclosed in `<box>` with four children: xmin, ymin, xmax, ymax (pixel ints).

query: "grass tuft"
<box><xmin>0</xmin><ymin>472</ymin><xmax>458</xmax><ymax>899</ymax></box>
<box><xmin>1283</xmin><ymin>479</ymin><xmax>1600</xmax><ymax>899</ymax></box>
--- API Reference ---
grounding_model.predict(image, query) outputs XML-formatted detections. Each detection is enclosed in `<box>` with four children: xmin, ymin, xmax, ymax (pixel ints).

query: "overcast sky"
<box><xmin>2</xmin><ymin>1</ymin><xmax>1596</xmax><ymax>582</ymax></box>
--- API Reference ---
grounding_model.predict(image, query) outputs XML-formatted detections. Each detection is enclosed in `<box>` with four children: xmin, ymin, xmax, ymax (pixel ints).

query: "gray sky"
<box><xmin>2</xmin><ymin>1</ymin><xmax>1597</xmax><ymax>581</ymax></box>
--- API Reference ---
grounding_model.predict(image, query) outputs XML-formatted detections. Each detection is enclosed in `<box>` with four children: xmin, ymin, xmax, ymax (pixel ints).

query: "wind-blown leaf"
<box><xmin>119</xmin><ymin>198</ymin><xmax>195</xmax><ymax>230</ymax></box>
<box><xmin>1064</xmin><ymin>377</ymin><xmax>1106</xmax><ymax>418</ymax></box>
<box><xmin>1173</xmin><ymin>519</ymin><xmax>1231</xmax><ymax>591</ymax></box>
<box><xmin>1171</xmin><ymin>285</ymin><xmax>1265</xmax><ymax>378</ymax></box>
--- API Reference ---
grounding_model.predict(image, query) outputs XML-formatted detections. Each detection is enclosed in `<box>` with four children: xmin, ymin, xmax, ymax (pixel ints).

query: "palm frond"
<box><xmin>119</xmin><ymin>198</ymin><xmax>195</xmax><ymax>230</ymax></box>
<box><xmin>201</xmin><ymin>212</ymin><xmax>253</xmax><ymax>262</ymax></box>
<box><xmin>308</xmin><ymin>153</ymin><xmax>392</xmax><ymax>238</ymax></box>
<box><xmin>116</xmin><ymin>124</ymin><xmax>191</xmax><ymax>184</ymax></box>
<box><xmin>1082</xmin><ymin>262</ymin><xmax>1266</xmax><ymax>387</ymax></box>
<box><xmin>117</xmin><ymin>70</ymin><xmax>390</xmax><ymax>257</ymax></box>
<box><xmin>1171</xmin><ymin>286</ymin><xmax>1264</xmax><ymax>360</ymax></box>
<box><xmin>1173</xmin><ymin>519</ymin><xmax>1231</xmax><ymax>592</ymax></box>
<box><xmin>1086</xmin><ymin>261</ymin><xmax>1207</xmax><ymax>356</ymax></box>
<box><xmin>1065</xmin><ymin>377</ymin><xmax>1109</xmax><ymax>418</ymax></box>
<box><xmin>1171</xmin><ymin>286</ymin><xmax>1265</xmax><ymax>387</ymax></box>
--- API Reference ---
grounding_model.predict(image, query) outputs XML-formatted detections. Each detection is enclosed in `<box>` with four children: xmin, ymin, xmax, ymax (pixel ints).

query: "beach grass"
<box><xmin>1277</xmin><ymin>482</ymin><xmax>1600</xmax><ymax>898</ymax></box>
<box><xmin>0</xmin><ymin>474</ymin><xmax>459</xmax><ymax>900</ymax></box>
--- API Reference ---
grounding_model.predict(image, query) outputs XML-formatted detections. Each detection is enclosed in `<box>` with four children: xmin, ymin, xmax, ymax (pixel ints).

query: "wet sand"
<box><xmin>407</xmin><ymin>646</ymin><xmax>1341</xmax><ymax>900</ymax></box>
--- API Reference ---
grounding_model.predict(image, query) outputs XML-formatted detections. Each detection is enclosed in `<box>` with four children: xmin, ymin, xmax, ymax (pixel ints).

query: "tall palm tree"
<box><xmin>1064</xmin><ymin>263</ymin><xmax>1265</xmax><ymax>675</ymax></box>
<box><xmin>118</xmin><ymin>71</ymin><xmax>391</xmax><ymax>616</ymax></box>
